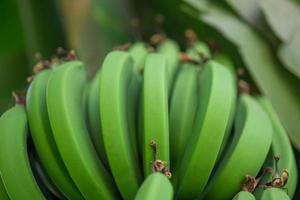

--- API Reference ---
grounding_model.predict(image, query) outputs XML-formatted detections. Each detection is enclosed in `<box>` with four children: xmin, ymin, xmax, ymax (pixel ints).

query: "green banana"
<box><xmin>255</xmin><ymin>97</ymin><xmax>298</xmax><ymax>198</ymax></box>
<box><xmin>129</xmin><ymin>42</ymin><xmax>148</xmax><ymax>160</ymax></box>
<box><xmin>86</xmin><ymin>70</ymin><xmax>110</xmax><ymax>167</ymax></box>
<box><xmin>204</xmin><ymin>94</ymin><xmax>273</xmax><ymax>200</ymax></box>
<box><xmin>157</xmin><ymin>39</ymin><xmax>180</xmax><ymax>94</ymax></box>
<box><xmin>186</xmin><ymin>41</ymin><xmax>211</xmax><ymax>62</ymax></box>
<box><xmin>213</xmin><ymin>56</ymin><xmax>237</xmax><ymax>159</ymax></box>
<box><xmin>232</xmin><ymin>191</ymin><xmax>256</xmax><ymax>200</ymax></box>
<box><xmin>0</xmin><ymin>174</ymin><xmax>9</xmax><ymax>200</ymax></box>
<box><xmin>26</xmin><ymin>69</ymin><xmax>84</xmax><ymax>200</ymax></box>
<box><xmin>100</xmin><ymin>51</ymin><xmax>142</xmax><ymax>200</ymax></box>
<box><xmin>0</xmin><ymin>105</ymin><xmax>45</xmax><ymax>199</ymax></box>
<box><xmin>142</xmin><ymin>53</ymin><xmax>170</xmax><ymax>176</ymax></box>
<box><xmin>260</xmin><ymin>188</ymin><xmax>290</xmax><ymax>200</ymax></box>
<box><xmin>175</xmin><ymin>60</ymin><xmax>236</xmax><ymax>199</ymax></box>
<box><xmin>129</xmin><ymin>42</ymin><xmax>148</xmax><ymax>72</ymax></box>
<box><xmin>213</xmin><ymin>53</ymin><xmax>236</xmax><ymax>74</ymax></box>
<box><xmin>47</xmin><ymin>61</ymin><xmax>118</xmax><ymax>200</ymax></box>
<box><xmin>169</xmin><ymin>63</ymin><xmax>200</xmax><ymax>170</ymax></box>
<box><xmin>134</xmin><ymin>173</ymin><xmax>173</xmax><ymax>200</ymax></box>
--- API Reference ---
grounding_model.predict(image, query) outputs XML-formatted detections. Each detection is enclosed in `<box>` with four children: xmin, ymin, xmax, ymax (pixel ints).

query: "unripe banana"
<box><xmin>186</xmin><ymin>41</ymin><xmax>211</xmax><ymax>62</ymax></box>
<box><xmin>204</xmin><ymin>94</ymin><xmax>273</xmax><ymax>200</ymax></box>
<box><xmin>86</xmin><ymin>71</ymin><xmax>110</xmax><ymax>167</ymax></box>
<box><xmin>47</xmin><ymin>61</ymin><xmax>118</xmax><ymax>200</ymax></box>
<box><xmin>129</xmin><ymin>42</ymin><xmax>148</xmax><ymax>72</ymax></box>
<box><xmin>128</xmin><ymin>43</ymin><xmax>148</xmax><ymax>161</ymax></box>
<box><xmin>169</xmin><ymin>63</ymin><xmax>200</xmax><ymax>170</ymax></box>
<box><xmin>135</xmin><ymin>173</ymin><xmax>173</xmax><ymax>200</ymax></box>
<box><xmin>232</xmin><ymin>191</ymin><xmax>256</xmax><ymax>200</ymax></box>
<box><xmin>254</xmin><ymin>97</ymin><xmax>297</xmax><ymax>198</ymax></box>
<box><xmin>260</xmin><ymin>188</ymin><xmax>290</xmax><ymax>200</ymax></box>
<box><xmin>142</xmin><ymin>53</ymin><xmax>170</xmax><ymax>176</ymax></box>
<box><xmin>175</xmin><ymin>61</ymin><xmax>236</xmax><ymax>199</ymax></box>
<box><xmin>157</xmin><ymin>39</ymin><xmax>180</xmax><ymax>94</ymax></box>
<box><xmin>26</xmin><ymin>69</ymin><xmax>84</xmax><ymax>200</ymax></box>
<box><xmin>213</xmin><ymin>56</ymin><xmax>237</xmax><ymax>159</ymax></box>
<box><xmin>100</xmin><ymin>51</ymin><xmax>142</xmax><ymax>200</ymax></box>
<box><xmin>0</xmin><ymin>105</ymin><xmax>45</xmax><ymax>199</ymax></box>
<box><xmin>213</xmin><ymin>53</ymin><xmax>235</xmax><ymax>74</ymax></box>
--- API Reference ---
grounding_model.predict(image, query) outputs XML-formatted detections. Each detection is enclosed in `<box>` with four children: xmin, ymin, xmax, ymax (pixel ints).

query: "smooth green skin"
<box><xmin>127</xmin><ymin>71</ymin><xmax>142</xmax><ymax>164</ymax></box>
<box><xmin>186</xmin><ymin>41</ymin><xmax>211</xmax><ymax>61</ymax></box>
<box><xmin>213</xmin><ymin>56</ymin><xmax>237</xmax><ymax>159</ymax></box>
<box><xmin>157</xmin><ymin>39</ymin><xmax>180</xmax><ymax>94</ymax></box>
<box><xmin>169</xmin><ymin>64</ymin><xmax>200</xmax><ymax>170</ymax></box>
<box><xmin>0</xmin><ymin>105</ymin><xmax>45</xmax><ymax>199</ymax></box>
<box><xmin>26</xmin><ymin>69</ymin><xmax>84</xmax><ymax>200</ymax></box>
<box><xmin>0</xmin><ymin>174</ymin><xmax>9</xmax><ymax>200</ymax></box>
<box><xmin>255</xmin><ymin>97</ymin><xmax>298</xmax><ymax>198</ymax></box>
<box><xmin>129</xmin><ymin>42</ymin><xmax>148</xmax><ymax>72</ymax></box>
<box><xmin>213</xmin><ymin>53</ymin><xmax>235</xmax><ymax>75</ymax></box>
<box><xmin>47</xmin><ymin>61</ymin><xmax>118</xmax><ymax>200</ymax></box>
<box><xmin>232</xmin><ymin>191</ymin><xmax>256</xmax><ymax>200</ymax></box>
<box><xmin>175</xmin><ymin>61</ymin><xmax>235</xmax><ymax>199</ymax></box>
<box><xmin>204</xmin><ymin>95</ymin><xmax>273</xmax><ymax>200</ymax></box>
<box><xmin>86</xmin><ymin>71</ymin><xmax>109</xmax><ymax>167</ymax></box>
<box><xmin>134</xmin><ymin>173</ymin><xmax>173</xmax><ymax>200</ymax></box>
<box><xmin>129</xmin><ymin>42</ymin><xmax>148</xmax><ymax>159</ymax></box>
<box><xmin>261</xmin><ymin>188</ymin><xmax>290</xmax><ymax>200</ymax></box>
<box><xmin>143</xmin><ymin>53</ymin><xmax>169</xmax><ymax>176</ymax></box>
<box><xmin>100</xmin><ymin>52</ymin><xmax>142</xmax><ymax>200</ymax></box>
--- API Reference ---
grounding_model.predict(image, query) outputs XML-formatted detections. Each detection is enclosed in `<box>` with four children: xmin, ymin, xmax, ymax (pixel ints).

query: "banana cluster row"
<box><xmin>0</xmin><ymin>38</ymin><xmax>297</xmax><ymax>200</ymax></box>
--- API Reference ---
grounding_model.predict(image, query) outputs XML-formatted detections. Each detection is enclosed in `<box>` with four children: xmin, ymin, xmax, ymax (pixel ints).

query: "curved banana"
<box><xmin>0</xmin><ymin>174</ymin><xmax>9</xmax><ymax>200</ymax></box>
<box><xmin>260</xmin><ymin>188</ymin><xmax>290</xmax><ymax>200</ymax></box>
<box><xmin>255</xmin><ymin>97</ymin><xmax>297</xmax><ymax>198</ymax></box>
<box><xmin>47</xmin><ymin>61</ymin><xmax>118</xmax><ymax>200</ymax></box>
<box><xmin>232</xmin><ymin>191</ymin><xmax>256</xmax><ymax>200</ymax></box>
<box><xmin>204</xmin><ymin>94</ymin><xmax>273</xmax><ymax>200</ymax></box>
<box><xmin>134</xmin><ymin>173</ymin><xmax>173</xmax><ymax>200</ymax></box>
<box><xmin>128</xmin><ymin>42</ymin><xmax>148</xmax><ymax>160</ymax></box>
<box><xmin>129</xmin><ymin>42</ymin><xmax>148</xmax><ymax>72</ymax></box>
<box><xmin>86</xmin><ymin>71</ymin><xmax>110</xmax><ymax>167</ymax></box>
<box><xmin>186</xmin><ymin>41</ymin><xmax>211</xmax><ymax>62</ymax></box>
<box><xmin>213</xmin><ymin>53</ymin><xmax>235</xmax><ymax>74</ymax></box>
<box><xmin>26</xmin><ymin>69</ymin><xmax>84</xmax><ymax>200</ymax></box>
<box><xmin>142</xmin><ymin>53</ymin><xmax>170</xmax><ymax>176</ymax></box>
<box><xmin>157</xmin><ymin>39</ymin><xmax>180</xmax><ymax>94</ymax></box>
<box><xmin>169</xmin><ymin>63</ymin><xmax>200</xmax><ymax>170</ymax></box>
<box><xmin>213</xmin><ymin>56</ymin><xmax>237</xmax><ymax>159</ymax></box>
<box><xmin>175</xmin><ymin>61</ymin><xmax>236</xmax><ymax>199</ymax></box>
<box><xmin>0</xmin><ymin>105</ymin><xmax>45</xmax><ymax>199</ymax></box>
<box><xmin>100</xmin><ymin>51</ymin><xmax>142</xmax><ymax>200</ymax></box>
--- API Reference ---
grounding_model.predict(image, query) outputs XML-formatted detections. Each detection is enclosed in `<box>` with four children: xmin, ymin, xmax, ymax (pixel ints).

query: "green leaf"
<box><xmin>198</xmin><ymin>7</ymin><xmax>300</xmax><ymax>150</ymax></box>
<box><xmin>226</xmin><ymin>0</ymin><xmax>263</xmax><ymax>27</ymax></box>
<box><xmin>17</xmin><ymin>0</ymin><xmax>66</xmax><ymax>64</ymax></box>
<box><xmin>260</xmin><ymin>0</ymin><xmax>300</xmax><ymax>42</ymax></box>
<box><xmin>0</xmin><ymin>1</ymin><xmax>29</xmax><ymax>114</ymax></box>
<box><xmin>278</xmin><ymin>28</ymin><xmax>300</xmax><ymax>79</ymax></box>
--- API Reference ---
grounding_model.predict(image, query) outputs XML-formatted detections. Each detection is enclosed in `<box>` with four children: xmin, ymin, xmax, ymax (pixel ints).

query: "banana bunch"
<box><xmin>0</xmin><ymin>34</ymin><xmax>297</xmax><ymax>200</ymax></box>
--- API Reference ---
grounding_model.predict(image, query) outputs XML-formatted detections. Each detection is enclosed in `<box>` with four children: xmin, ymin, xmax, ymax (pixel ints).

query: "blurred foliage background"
<box><xmin>1</xmin><ymin>0</ymin><xmax>300</xmax><ymax>198</ymax></box>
